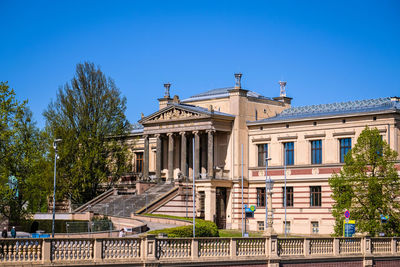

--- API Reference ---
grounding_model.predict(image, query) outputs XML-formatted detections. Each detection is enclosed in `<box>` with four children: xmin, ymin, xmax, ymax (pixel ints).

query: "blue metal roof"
<box><xmin>129</xmin><ymin>122</ymin><xmax>144</xmax><ymax>134</ymax></box>
<box><xmin>181</xmin><ymin>87</ymin><xmax>272</xmax><ymax>102</ymax></box>
<box><xmin>251</xmin><ymin>97</ymin><xmax>400</xmax><ymax>123</ymax></box>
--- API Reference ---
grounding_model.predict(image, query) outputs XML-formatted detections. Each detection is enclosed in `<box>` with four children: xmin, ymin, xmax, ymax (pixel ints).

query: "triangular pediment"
<box><xmin>140</xmin><ymin>105</ymin><xmax>207</xmax><ymax>124</ymax></box>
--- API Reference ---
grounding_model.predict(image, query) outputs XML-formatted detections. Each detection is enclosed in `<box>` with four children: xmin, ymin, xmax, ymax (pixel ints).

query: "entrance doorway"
<box><xmin>216</xmin><ymin>187</ymin><xmax>227</xmax><ymax>229</ymax></box>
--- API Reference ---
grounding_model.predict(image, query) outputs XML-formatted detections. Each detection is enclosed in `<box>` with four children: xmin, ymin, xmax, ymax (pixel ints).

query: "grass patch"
<box><xmin>219</xmin><ymin>229</ymin><xmax>264</xmax><ymax>238</ymax></box>
<box><xmin>141</xmin><ymin>213</ymin><xmax>193</xmax><ymax>222</ymax></box>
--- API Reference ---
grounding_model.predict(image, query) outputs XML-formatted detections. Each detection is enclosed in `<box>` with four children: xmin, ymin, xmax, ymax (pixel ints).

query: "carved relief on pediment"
<box><xmin>148</xmin><ymin>108</ymin><xmax>202</xmax><ymax>122</ymax></box>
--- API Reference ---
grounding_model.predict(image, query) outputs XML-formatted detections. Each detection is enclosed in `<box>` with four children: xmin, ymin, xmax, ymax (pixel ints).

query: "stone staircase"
<box><xmin>77</xmin><ymin>183</ymin><xmax>177</xmax><ymax>218</ymax></box>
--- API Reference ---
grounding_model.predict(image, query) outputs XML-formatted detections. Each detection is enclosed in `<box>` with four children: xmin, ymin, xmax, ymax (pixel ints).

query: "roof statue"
<box><xmin>164</xmin><ymin>83</ymin><xmax>171</xmax><ymax>98</ymax></box>
<box><xmin>279</xmin><ymin>81</ymin><xmax>287</xmax><ymax>97</ymax></box>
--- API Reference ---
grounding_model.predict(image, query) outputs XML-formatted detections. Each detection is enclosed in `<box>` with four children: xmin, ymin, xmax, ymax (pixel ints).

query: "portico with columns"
<box><xmin>139</xmin><ymin>103</ymin><xmax>234</xmax><ymax>182</ymax></box>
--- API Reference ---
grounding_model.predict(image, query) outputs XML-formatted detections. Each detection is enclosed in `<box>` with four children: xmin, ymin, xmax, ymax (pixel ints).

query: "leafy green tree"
<box><xmin>43</xmin><ymin>62</ymin><xmax>131</xmax><ymax>207</ymax></box>
<box><xmin>329</xmin><ymin>126</ymin><xmax>400</xmax><ymax>236</ymax></box>
<box><xmin>0</xmin><ymin>82</ymin><xmax>52</xmax><ymax>224</ymax></box>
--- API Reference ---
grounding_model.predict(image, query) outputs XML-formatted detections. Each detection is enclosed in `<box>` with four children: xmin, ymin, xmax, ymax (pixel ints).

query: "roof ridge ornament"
<box><xmin>279</xmin><ymin>81</ymin><xmax>287</xmax><ymax>97</ymax></box>
<box><xmin>164</xmin><ymin>83</ymin><xmax>171</xmax><ymax>98</ymax></box>
<box><xmin>234</xmin><ymin>73</ymin><xmax>242</xmax><ymax>89</ymax></box>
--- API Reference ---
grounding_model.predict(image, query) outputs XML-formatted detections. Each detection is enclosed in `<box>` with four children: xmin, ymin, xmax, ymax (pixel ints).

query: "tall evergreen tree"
<box><xmin>329</xmin><ymin>127</ymin><xmax>400</xmax><ymax>236</ymax></box>
<box><xmin>43</xmin><ymin>62</ymin><xmax>131</xmax><ymax>207</ymax></box>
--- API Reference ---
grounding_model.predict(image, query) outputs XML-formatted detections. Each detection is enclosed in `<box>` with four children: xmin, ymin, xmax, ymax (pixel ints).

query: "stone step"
<box><xmin>87</xmin><ymin>183</ymin><xmax>176</xmax><ymax>217</ymax></box>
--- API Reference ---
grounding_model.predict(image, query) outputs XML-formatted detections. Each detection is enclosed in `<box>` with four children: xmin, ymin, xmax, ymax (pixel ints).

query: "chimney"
<box><xmin>234</xmin><ymin>73</ymin><xmax>242</xmax><ymax>89</ymax></box>
<box><xmin>279</xmin><ymin>81</ymin><xmax>287</xmax><ymax>97</ymax></box>
<box><xmin>164</xmin><ymin>83</ymin><xmax>171</xmax><ymax>98</ymax></box>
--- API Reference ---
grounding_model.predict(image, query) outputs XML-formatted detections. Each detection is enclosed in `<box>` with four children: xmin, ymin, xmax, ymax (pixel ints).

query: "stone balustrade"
<box><xmin>0</xmin><ymin>236</ymin><xmax>399</xmax><ymax>266</ymax></box>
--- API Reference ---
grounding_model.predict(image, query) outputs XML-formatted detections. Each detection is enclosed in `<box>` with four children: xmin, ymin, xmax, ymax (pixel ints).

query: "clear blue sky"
<box><xmin>1</xmin><ymin>0</ymin><xmax>399</xmax><ymax>129</ymax></box>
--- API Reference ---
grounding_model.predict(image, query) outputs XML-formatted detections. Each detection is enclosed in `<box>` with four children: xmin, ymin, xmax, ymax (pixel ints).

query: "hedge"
<box><xmin>148</xmin><ymin>219</ymin><xmax>219</xmax><ymax>237</ymax></box>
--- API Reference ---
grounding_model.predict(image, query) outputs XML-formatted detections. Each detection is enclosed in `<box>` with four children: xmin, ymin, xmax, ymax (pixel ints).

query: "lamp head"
<box><xmin>266</xmin><ymin>177</ymin><xmax>274</xmax><ymax>191</ymax></box>
<box><xmin>53</xmin><ymin>139</ymin><xmax>62</xmax><ymax>149</ymax></box>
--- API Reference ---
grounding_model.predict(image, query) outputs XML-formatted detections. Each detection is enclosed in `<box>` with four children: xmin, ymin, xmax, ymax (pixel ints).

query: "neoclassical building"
<box><xmin>127</xmin><ymin>74</ymin><xmax>400</xmax><ymax>235</ymax></box>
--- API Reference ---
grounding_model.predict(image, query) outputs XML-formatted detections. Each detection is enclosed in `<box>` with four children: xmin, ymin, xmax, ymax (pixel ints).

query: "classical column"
<box><xmin>180</xmin><ymin>132</ymin><xmax>187</xmax><ymax>178</ymax></box>
<box><xmin>207</xmin><ymin>130</ymin><xmax>215</xmax><ymax>179</ymax></box>
<box><xmin>155</xmin><ymin>134</ymin><xmax>162</xmax><ymax>183</ymax></box>
<box><xmin>201</xmin><ymin>134</ymin><xmax>207</xmax><ymax>177</ymax></box>
<box><xmin>188</xmin><ymin>134</ymin><xmax>193</xmax><ymax>179</ymax></box>
<box><xmin>193</xmin><ymin>131</ymin><xmax>200</xmax><ymax>180</ymax></box>
<box><xmin>167</xmin><ymin>133</ymin><xmax>174</xmax><ymax>182</ymax></box>
<box><xmin>143</xmin><ymin>135</ymin><xmax>149</xmax><ymax>180</ymax></box>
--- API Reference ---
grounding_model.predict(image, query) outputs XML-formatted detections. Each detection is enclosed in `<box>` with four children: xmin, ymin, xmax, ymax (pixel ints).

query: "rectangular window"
<box><xmin>258</xmin><ymin>144</ymin><xmax>268</xmax><ymax>167</ymax></box>
<box><xmin>135</xmin><ymin>152</ymin><xmax>143</xmax><ymax>173</ymax></box>
<box><xmin>311</xmin><ymin>140</ymin><xmax>322</xmax><ymax>164</ymax></box>
<box><xmin>257</xmin><ymin>221</ymin><xmax>264</xmax><ymax>231</ymax></box>
<box><xmin>310</xmin><ymin>186</ymin><xmax>322</xmax><ymax>207</ymax></box>
<box><xmin>257</xmin><ymin>188</ymin><xmax>266</xmax><ymax>207</ymax></box>
<box><xmin>283</xmin><ymin>187</ymin><xmax>294</xmax><ymax>207</ymax></box>
<box><xmin>311</xmin><ymin>221</ymin><xmax>319</xmax><ymax>234</ymax></box>
<box><xmin>339</xmin><ymin>138</ymin><xmax>352</xmax><ymax>163</ymax></box>
<box><xmin>284</xmin><ymin>142</ymin><xmax>294</xmax><ymax>165</ymax></box>
<box><xmin>284</xmin><ymin>221</ymin><xmax>291</xmax><ymax>234</ymax></box>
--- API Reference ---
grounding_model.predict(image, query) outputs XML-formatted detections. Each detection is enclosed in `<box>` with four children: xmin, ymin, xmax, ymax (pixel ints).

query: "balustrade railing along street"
<box><xmin>0</xmin><ymin>236</ymin><xmax>399</xmax><ymax>265</ymax></box>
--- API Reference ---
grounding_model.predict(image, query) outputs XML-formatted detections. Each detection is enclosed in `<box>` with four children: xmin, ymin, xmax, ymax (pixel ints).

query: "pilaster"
<box><xmin>144</xmin><ymin>235</ymin><xmax>157</xmax><ymax>261</ymax></box>
<box><xmin>191</xmin><ymin>239</ymin><xmax>199</xmax><ymax>260</ymax></box>
<box><xmin>93</xmin><ymin>238</ymin><xmax>102</xmax><ymax>262</ymax></box>
<box><xmin>42</xmin><ymin>238</ymin><xmax>52</xmax><ymax>264</ymax></box>
<box><xmin>230</xmin><ymin>238</ymin><xmax>237</xmax><ymax>259</ymax></box>
<box><xmin>204</xmin><ymin>186</ymin><xmax>216</xmax><ymax>222</ymax></box>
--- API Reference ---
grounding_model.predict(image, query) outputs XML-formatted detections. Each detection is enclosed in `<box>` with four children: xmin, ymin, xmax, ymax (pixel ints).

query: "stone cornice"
<box><xmin>332</xmin><ymin>131</ymin><xmax>355</xmax><ymax>137</ymax></box>
<box><xmin>277</xmin><ymin>135</ymin><xmax>298</xmax><ymax>141</ymax></box>
<box><xmin>304</xmin><ymin>133</ymin><xmax>326</xmax><ymax>139</ymax></box>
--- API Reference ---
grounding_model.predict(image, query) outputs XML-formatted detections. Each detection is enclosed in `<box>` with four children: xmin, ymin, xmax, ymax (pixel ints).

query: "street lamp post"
<box><xmin>52</xmin><ymin>139</ymin><xmax>62</xmax><ymax>238</ymax></box>
<box><xmin>264</xmin><ymin>176</ymin><xmax>275</xmax><ymax>236</ymax></box>
<box><xmin>265</xmin><ymin>157</ymin><xmax>271</xmax><ymax>232</ymax></box>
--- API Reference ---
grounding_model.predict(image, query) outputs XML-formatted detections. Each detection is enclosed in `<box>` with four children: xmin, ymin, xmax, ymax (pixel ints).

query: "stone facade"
<box><xmin>127</xmin><ymin>74</ymin><xmax>400</xmax><ymax>235</ymax></box>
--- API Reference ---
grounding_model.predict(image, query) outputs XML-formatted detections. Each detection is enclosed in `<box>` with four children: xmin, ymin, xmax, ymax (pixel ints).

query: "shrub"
<box><xmin>148</xmin><ymin>219</ymin><xmax>219</xmax><ymax>237</ymax></box>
